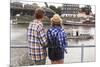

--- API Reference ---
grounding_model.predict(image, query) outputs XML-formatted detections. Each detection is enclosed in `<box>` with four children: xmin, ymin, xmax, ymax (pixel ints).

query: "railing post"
<box><xmin>81</xmin><ymin>44</ymin><xmax>84</xmax><ymax>63</ymax></box>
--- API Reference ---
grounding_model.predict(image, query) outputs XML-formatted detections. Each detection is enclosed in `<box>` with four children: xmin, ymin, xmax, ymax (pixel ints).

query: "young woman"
<box><xmin>47</xmin><ymin>14</ymin><xmax>68</xmax><ymax>64</ymax></box>
<box><xmin>27</xmin><ymin>8</ymin><xmax>47</xmax><ymax>65</ymax></box>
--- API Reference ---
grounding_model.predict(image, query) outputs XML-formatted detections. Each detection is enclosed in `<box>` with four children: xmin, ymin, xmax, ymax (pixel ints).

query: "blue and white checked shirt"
<box><xmin>47</xmin><ymin>26</ymin><xmax>68</xmax><ymax>52</ymax></box>
<box><xmin>27</xmin><ymin>20</ymin><xmax>47</xmax><ymax>61</ymax></box>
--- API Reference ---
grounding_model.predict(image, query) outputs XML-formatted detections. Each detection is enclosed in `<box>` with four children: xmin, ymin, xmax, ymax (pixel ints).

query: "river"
<box><xmin>11</xmin><ymin>24</ymin><xmax>95</xmax><ymax>46</ymax></box>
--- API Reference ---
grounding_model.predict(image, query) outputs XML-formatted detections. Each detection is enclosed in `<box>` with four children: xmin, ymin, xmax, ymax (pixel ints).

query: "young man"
<box><xmin>27</xmin><ymin>8</ymin><xmax>47</xmax><ymax>65</ymax></box>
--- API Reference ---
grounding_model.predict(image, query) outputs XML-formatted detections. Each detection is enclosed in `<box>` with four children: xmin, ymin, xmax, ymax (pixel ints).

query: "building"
<box><xmin>61</xmin><ymin>4</ymin><xmax>79</xmax><ymax>17</ymax></box>
<box><xmin>10</xmin><ymin>2</ymin><xmax>55</xmax><ymax>18</ymax></box>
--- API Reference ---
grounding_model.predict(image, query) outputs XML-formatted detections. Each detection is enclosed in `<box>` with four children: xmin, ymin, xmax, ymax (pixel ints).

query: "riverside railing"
<box><xmin>10</xmin><ymin>44</ymin><xmax>95</xmax><ymax>62</ymax></box>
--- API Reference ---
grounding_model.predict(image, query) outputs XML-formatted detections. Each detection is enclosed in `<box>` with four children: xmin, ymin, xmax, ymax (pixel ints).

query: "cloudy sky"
<box><xmin>11</xmin><ymin>0</ymin><xmax>95</xmax><ymax>14</ymax></box>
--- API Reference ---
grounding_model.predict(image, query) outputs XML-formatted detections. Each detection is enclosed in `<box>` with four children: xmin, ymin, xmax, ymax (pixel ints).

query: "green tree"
<box><xmin>49</xmin><ymin>5</ymin><xmax>61</xmax><ymax>15</ymax></box>
<box><xmin>80</xmin><ymin>5</ymin><xmax>92</xmax><ymax>15</ymax></box>
<box><xmin>49</xmin><ymin>5</ymin><xmax>56</xmax><ymax>13</ymax></box>
<box><xmin>56</xmin><ymin>7</ymin><xmax>61</xmax><ymax>15</ymax></box>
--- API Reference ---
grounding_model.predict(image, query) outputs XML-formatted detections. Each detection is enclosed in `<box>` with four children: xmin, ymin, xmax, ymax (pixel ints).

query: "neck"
<box><xmin>52</xmin><ymin>24</ymin><xmax>62</xmax><ymax>27</ymax></box>
<box><xmin>37</xmin><ymin>19</ymin><xmax>42</xmax><ymax>22</ymax></box>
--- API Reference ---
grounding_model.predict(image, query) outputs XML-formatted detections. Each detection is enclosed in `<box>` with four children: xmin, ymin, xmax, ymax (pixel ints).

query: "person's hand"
<box><xmin>64</xmin><ymin>48</ymin><xmax>68</xmax><ymax>54</ymax></box>
<box><xmin>43</xmin><ymin>44</ymin><xmax>48</xmax><ymax>48</ymax></box>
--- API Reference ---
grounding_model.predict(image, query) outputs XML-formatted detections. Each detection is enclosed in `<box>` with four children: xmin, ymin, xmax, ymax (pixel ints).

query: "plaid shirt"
<box><xmin>47</xmin><ymin>26</ymin><xmax>68</xmax><ymax>50</ymax></box>
<box><xmin>27</xmin><ymin>20</ymin><xmax>47</xmax><ymax>61</ymax></box>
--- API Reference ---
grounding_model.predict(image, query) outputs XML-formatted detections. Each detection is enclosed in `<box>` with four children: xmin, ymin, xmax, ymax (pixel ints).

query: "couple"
<box><xmin>27</xmin><ymin>8</ymin><xmax>68</xmax><ymax>65</ymax></box>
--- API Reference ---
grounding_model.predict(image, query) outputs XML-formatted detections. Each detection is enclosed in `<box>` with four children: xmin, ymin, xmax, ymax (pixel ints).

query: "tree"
<box><xmin>84</xmin><ymin>5</ymin><xmax>92</xmax><ymax>15</ymax></box>
<box><xmin>56</xmin><ymin>7</ymin><xmax>61</xmax><ymax>15</ymax></box>
<box><xmin>80</xmin><ymin>5</ymin><xmax>92</xmax><ymax>15</ymax></box>
<box><xmin>49</xmin><ymin>5</ymin><xmax>56</xmax><ymax>13</ymax></box>
<box><xmin>10</xmin><ymin>2</ymin><xmax>23</xmax><ymax>16</ymax></box>
<box><xmin>49</xmin><ymin>5</ymin><xmax>61</xmax><ymax>15</ymax></box>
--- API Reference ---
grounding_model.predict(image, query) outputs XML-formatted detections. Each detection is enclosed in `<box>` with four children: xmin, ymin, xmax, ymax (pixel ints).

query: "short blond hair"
<box><xmin>51</xmin><ymin>14</ymin><xmax>62</xmax><ymax>25</ymax></box>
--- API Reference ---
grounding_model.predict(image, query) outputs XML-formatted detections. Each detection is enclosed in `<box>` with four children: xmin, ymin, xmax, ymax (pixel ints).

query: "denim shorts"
<box><xmin>48</xmin><ymin>47</ymin><xmax>64</xmax><ymax>61</ymax></box>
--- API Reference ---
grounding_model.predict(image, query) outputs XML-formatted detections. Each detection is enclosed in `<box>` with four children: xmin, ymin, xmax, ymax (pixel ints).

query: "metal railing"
<box><xmin>10</xmin><ymin>44</ymin><xmax>95</xmax><ymax>62</ymax></box>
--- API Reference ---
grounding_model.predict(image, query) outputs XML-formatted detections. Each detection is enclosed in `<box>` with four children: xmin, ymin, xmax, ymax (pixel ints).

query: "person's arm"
<box><xmin>27</xmin><ymin>23</ymin><xmax>34</xmax><ymax>43</ymax></box>
<box><xmin>58</xmin><ymin>30</ymin><xmax>68</xmax><ymax>47</ymax></box>
<box><xmin>58</xmin><ymin>30</ymin><xmax>68</xmax><ymax>53</ymax></box>
<box><xmin>63</xmin><ymin>32</ymin><xmax>68</xmax><ymax>48</ymax></box>
<box><xmin>37</xmin><ymin>24</ymin><xmax>47</xmax><ymax>47</ymax></box>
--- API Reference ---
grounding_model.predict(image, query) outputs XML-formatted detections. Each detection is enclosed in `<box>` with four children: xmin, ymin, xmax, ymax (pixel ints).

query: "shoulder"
<box><xmin>58</xmin><ymin>28</ymin><xmax>66</xmax><ymax>35</ymax></box>
<box><xmin>36</xmin><ymin>21</ymin><xmax>44</xmax><ymax>32</ymax></box>
<box><xmin>28</xmin><ymin>20</ymin><xmax>39</xmax><ymax>30</ymax></box>
<box><xmin>28</xmin><ymin>22</ymin><xmax>33</xmax><ymax>29</ymax></box>
<box><xmin>47</xmin><ymin>27</ymin><xmax>54</xmax><ymax>32</ymax></box>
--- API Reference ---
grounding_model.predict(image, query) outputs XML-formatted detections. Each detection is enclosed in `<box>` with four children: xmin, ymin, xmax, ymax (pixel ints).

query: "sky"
<box><xmin>11</xmin><ymin>0</ymin><xmax>96</xmax><ymax>5</ymax></box>
<box><xmin>11</xmin><ymin>0</ymin><xmax>96</xmax><ymax>14</ymax></box>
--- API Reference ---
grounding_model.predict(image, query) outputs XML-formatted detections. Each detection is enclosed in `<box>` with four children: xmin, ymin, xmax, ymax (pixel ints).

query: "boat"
<box><xmin>63</xmin><ymin>19</ymin><xmax>95</xmax><ymax>26</ymax></box>
<box><xmin>63</xmin><ymin>22</ymin><xmax>95</xmax><ymax>27</ymax></box>
<box><xmin>67</xmin><ymin>34</ymin><xmax>93</xmax><ymax>39</ymax></box>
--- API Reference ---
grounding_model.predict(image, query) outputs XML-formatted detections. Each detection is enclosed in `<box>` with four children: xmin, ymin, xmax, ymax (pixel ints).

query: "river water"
<box><xmin>11</xmin><ymin>23</ymin><xmax>95</xmax><ymax>46</ymax></box>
